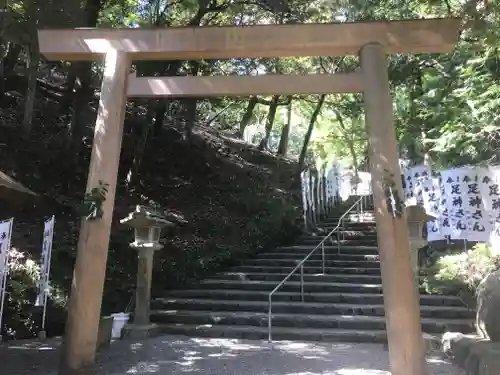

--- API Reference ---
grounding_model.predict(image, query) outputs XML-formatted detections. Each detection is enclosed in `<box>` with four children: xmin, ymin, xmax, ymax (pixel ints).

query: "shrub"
<box><xmin>422</xmin><ymin>243</ymin><xmax>500</xmax><ymax>307</ymax></box>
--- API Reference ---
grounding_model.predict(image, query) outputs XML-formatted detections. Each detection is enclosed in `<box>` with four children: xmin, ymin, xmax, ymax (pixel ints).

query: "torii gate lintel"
<box><xmin>37</xmin><ymin>18</ymin><xmax>461</xmax><ymax>375</ymax></box>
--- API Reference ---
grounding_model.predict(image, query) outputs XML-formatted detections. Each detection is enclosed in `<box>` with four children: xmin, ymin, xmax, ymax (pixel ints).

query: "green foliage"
<box><xmin>77</xmin><ymin>181</ymin><xmax>109</xmax><ymax>221</ymax></box>
<box><xmin>382</xmin><ymin>169</ymin><xmax>404</xmax><ymax>218</ymax></box>
<box><xmin>422</xmin><ymin>244</ymin><xmax>500</xmax><ymax>306</ymax></box>
<box><xmin>4</xmin><ymin>248</ymin><xmax>67</xmax><ymax>338</ymax></box>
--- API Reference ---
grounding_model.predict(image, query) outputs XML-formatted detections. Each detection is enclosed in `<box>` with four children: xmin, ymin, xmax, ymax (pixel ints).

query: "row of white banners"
<box><xmin>301</xmin><ymin>167</ymin><xmax>341</xmax><ymax>223</ymax></box>
<box><xmin>404</xmin><ymin>164</ymin><xmax>500</xmax><ymax>243</ymax></box>
<box><xmin>301</xmin><ymin>161</ymin><xmax>500</xmax><ymax>244</ymax></box>
<box><xmin>301</xmin><ymin>165</ymin><xmax>372</xmax><ymax>224</ymax></box>
<box><xmin>0</xmin><ymin>216</ymin><xmax>54</xmax><ymax>333</ymax></box>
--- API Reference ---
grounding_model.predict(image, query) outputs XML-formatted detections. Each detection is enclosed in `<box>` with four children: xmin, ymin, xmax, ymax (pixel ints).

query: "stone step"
<box><xmin>214</xmin><ymin>272</ymin><xmax>383</xmax><ymax>284</ymax></box>
<box><xmin>321</xmin><ymin>229</ymin><xmax>377</xmax><ymax>237</ymax></box>
<box><xmin>230</xmin><ymin>265</ymin><xmax>382</xmax><ymax>275</ymax></box>
<box><xmin>299</xmin><ymin>236</ymin><xmax>377</xmax><ymax>244</ymax></box>
<box><xmin>321</xmin><ymin>215</ymin><xmax>375</xmax><ymax>220</ymax></box>
<box><xmin>320</xmin><ymin>222</ymin><xmax>376</xmax><ymax>230</ymax></box>
<box><xmin>166</xmin><ymin>289</ymin><xmax>466</xmax><ymax>307</ymax></box>
<box><xmin>152</xmin><ymin>298</ymin><xmax>475</xmax><ymax>319</ymax></box>
<box><xmin>143</xmin><ymin>210</ymin><xmax>474</xmax><ymax>345</ymax></box>
<box><xmin>275</xmin><ymin>245</ymin><xmax>379</xmax><ymax>254</ymax></box>
<box><xmin>301</xmin><ymin>231</ymin><xmax>377</xmax><ymax>239</ymax></box>
<box><xmin>198</xmin><ymin>279</ymin><xmax>385</xmax><ymax>294</ymax></box>
<box><xmin>242</xmin><ymin>259</ymin><xmax>380</xmax><ymax>268</ymax></box>
<box><xmin>297</xmin><ymin>238</ymin><xmax>377</xmax><ymax>246</ymax></box>
<box><xmin>255</xmin><ymin>253</ymin><xmax>380</xmax><ymax>262</ymax></box>
<box><xmin>156</xmin><ymin>323</ymin><xmax>388</xmax><ymax>343</ymax></box>
<box><xmin>150</xmin><ymin>310</ymin><xmax>474</xmax><ymax>334</ymax></box>
<box><xmin>266</xmin><ymin>251</ymin><xmax>379</xmax><ymax>259</ymax></box>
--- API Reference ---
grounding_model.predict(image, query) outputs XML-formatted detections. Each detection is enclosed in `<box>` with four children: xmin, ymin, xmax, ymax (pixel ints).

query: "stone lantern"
<box><xmin>120</xmin><ymin>205</ymin><xmax>173</xmax><ymax>339</ymax></box>
<box><xmin>406</xmin><ymin>205</ymin><xmax>436</xmax><ymax>287</ymax></box>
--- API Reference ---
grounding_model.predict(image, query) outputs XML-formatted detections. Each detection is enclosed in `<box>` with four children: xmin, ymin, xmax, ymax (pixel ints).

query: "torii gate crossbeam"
<box><xmin>37</xmin><ymin>18</ymin><xmax>461</xmax><ymax>375</ymax></box>
<box><xmin>126</xmin><ymin>72</ymin><xmax>365</xmax><ymax>97</ymax></box>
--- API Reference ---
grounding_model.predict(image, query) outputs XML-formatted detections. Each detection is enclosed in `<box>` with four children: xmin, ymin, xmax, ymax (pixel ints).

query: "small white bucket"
<box><xmin>111</xmin><ymin>312</ymin><xmax>130</xmax><ymax>339</ymax></box>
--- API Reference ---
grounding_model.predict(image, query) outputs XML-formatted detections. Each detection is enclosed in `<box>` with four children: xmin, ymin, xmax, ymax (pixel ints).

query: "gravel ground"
<box><xmin>0</xmin><ymin>335</ymin><xmax>464</xmax><ymax>375</ymax></box>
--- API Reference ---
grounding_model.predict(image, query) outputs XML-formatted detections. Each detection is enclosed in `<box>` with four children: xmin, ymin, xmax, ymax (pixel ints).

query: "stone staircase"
<box><xmin>149</xmin><ymin>214</ymin><xmax>475</xmax><ymax>342</ymax></box>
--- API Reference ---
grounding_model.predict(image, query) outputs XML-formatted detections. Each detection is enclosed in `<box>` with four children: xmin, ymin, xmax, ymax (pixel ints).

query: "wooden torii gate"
<box><xmin>37</xmin><ymin>18</ymin><xmax>460</xmax><ymax>375</ymax></box>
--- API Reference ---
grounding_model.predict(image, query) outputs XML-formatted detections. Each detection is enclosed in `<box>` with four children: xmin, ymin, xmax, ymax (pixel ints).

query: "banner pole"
<box><xmin>0</xmin><ymin>218</ymin><xmax>14</xmax><ymax>343</ymax></box>
<box><xmin>0</xmin><ymin>269</ymin><xmax>6</xmax><ymax>343</ymax></box>
<box><xmin>39</xmin><ymin>215</ymin><xmax>55</xmax><ymax>340</ymax></box>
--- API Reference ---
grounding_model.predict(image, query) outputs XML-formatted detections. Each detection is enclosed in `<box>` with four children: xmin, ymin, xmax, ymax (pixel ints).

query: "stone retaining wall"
<box><xmin>442</xmin><ymin>332</ymin><xmax>500</xmax><ymax>375</ymax></box>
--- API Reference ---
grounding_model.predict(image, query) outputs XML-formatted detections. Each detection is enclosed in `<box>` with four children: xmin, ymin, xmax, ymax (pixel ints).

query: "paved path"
<box><xmin>1</xmin><ymin>335</ymin><xmax>463</xmax><ymax>375</ymax></box>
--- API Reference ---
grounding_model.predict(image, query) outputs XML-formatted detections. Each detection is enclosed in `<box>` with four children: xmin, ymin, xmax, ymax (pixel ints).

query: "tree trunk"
<box><xmin>258</xmin><ymin>95</ymin><xmax>279</xmax><ymax>150</ymax></box>
<box><xmin>153</xmin><ymin>100</ymin><xmax>167</xmax><ymax>136</ymax></box>
<box><xmin>183</xmin><ymin>61</ymin><xmax>200</xmax><ymax>141</ymax></box>
<box><xmin>0</xmin><ymin>42</ymin><xmax>5</xmax><ymax>98</ymax></box>
<box><xmin>69</xmin><ymin>62</ymin><xmax>94</xmax><ymax>156</ymax></box>
<box><xmin>206</xmin><ymin>102</ymin><xmax>234</xmax><ymax>127</ymax></box>
<box><xmin>408</xmin><ymin>71</ymin><xmax>425</xmax><ymax>164</ymax></box>
<box><xmin>0</xmin><ymin>43</ymin><xmax>22</xmax><ymax>97</ymax></box>
<box><xmin>237</xmin><ymin>96</ymin><xmax>258</xmax><ymax>137</ymax></box>
<box><xmin>2</xmin><ymin>43</ymin><xmax>22</xmax><ymax>77</ymax></box>
<box><xmin>153</xmin><ymin>61</ymin><xmax>182</xmax><ymax>136</ymax></box>
<box><xmin>335</xmin><ymin>110</ymin><xmax>360</xmax><ymax>193</ymax></box>
<box><xmin>128</xmin><ymin>100</ymin><xmax>155</xmax><ymax>187</ymax></box>
<box><xmin>59</xmin><ymin>66</ymin><xmax>78</xmax><ymax>114</ymax></box>
<box><xmin>67</xmin><ymin>0</ymin><xmax>103</xmax><ymax>156</ymax></box>
<box><xmin>277</xmin><ymin>96</ymin><xmax>293</xmax><ymax>156</ymax></box>
<box><xmin>145</xmin><ymin>99</ymin><xmax>155</xmax><ymax>125</ymax></box>
<box><xmin>183</xmin><ymin>98</ymin><xmax>198</xmax><ymax>142</ymax></box>
<box><xmin>22</xmin><ymin>42</ymin><xmax>40</xmax><ymax>136</ymax></box>
<box><xmin>297</xmin><ymin>94</ymin><xmax>326</xmax><ymax>178</ymax></box>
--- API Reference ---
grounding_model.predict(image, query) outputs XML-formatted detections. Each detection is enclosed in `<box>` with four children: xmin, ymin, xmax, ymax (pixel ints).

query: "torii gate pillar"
<box><xmin>361</xmin><ymin>42</ymin><xmax>427</xmax><ymax>375</ymax></box>
<box><xmin>59</xmin><ymin>49</ymin><xmax>130</xmax><ymax>374</ymax></box>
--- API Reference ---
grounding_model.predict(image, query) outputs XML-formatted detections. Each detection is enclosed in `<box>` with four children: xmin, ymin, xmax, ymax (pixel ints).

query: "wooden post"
<box><xmin>360</xmin><ymin>42</ymin><xmax>427</xmax><ymax>375</ymax></box>
<box><xmin>59</xmin><ymin>49</ymin><xmax>129</xmax><ymax>375</ymax></box>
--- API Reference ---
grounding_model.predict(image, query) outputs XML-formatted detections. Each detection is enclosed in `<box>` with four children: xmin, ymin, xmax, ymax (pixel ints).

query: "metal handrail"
<box><xmin>267</xmin><ymin>196</ymin><xmax>364</xmax><ymax>342</ymax></box>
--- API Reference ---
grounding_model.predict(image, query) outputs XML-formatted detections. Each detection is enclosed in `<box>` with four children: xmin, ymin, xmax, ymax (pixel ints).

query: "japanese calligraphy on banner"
<box><xmin>403</xmin><ymin>165</ymin><xmax>431</xmax><ymax>205</ymax></box>
<box><xmin>300</xmin><ymin>170</ymin><xmax>309</xmax><ymax>226</ymax></box>
<box><xmin>35</xmin><ymin>216</ymin><xmax>55</xmax><ymax>307</ymax></box>
<box><xmin>0</xmin><ymin>218</ymin><xmax>14</xmax><ymax>333</ymax></box>
<box><xmin>441</xmin><ymin>168</ymin><xmax>470</xmax><ymax>239</ymax></box>
<box><xmin>0</xmin><ymin>219</ymin><xmax>13</xmax><ymax>281</ymax></box>
<box><xmin>410</xmin><ymin>164</ymin><xmax>500</xmax><ymax>243</ymax></box>
<box><xmin>463</xmin><ymin>167</ymin><xmax>491</xmax><ymax>242</ymax></box>
<box><xmin>422</xmin><ymin>178</ymin><xmax>443</xmax><ymax>242</ymax></box>
<box><xmin>485</xmin><ymin>166</ymin><xmax>500</xmax><ymax>246</ymax></box>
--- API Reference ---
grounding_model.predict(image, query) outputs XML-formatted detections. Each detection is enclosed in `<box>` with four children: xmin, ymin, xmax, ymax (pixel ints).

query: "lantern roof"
<box><xmin>120</xmin><ymin>205</ymin><xmax>173</xmax><ymax>228</ymax></box>
<box><xmin>0</xmin><ymin>170</ymin><xmax>37</xmax><ymax>197</ymax></box>
<box><xmin>406</xmin><ymin>205</ymin><xmax>436</xmax><ymax>223</ymax></box>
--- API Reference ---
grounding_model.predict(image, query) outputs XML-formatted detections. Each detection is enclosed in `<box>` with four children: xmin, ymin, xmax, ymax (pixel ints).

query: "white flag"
<box><xmin>0</xmin><ymin>218</ymin><xmax>13</xmax><ymax>331</ymax></box>
<box><xmin>0</xmin><ymin>218</ymin><xmax>13</xmax><ymax>287</ymax></box>
<box><xmin>35</xmin><ymin>216</ymin><xmax>55</xmax><ymax>307</ymax></box>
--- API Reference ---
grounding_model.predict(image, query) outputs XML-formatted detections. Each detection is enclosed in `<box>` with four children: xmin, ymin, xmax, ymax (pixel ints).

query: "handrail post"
<box><xmin>337</xmin><ymin>229</ymin><xmax>340</xmax><ymax>254</ymax></box>
<box><xmin>321</xmin><ymin>242</ymin><xmax>325</xmax><ymax>274</ymax></box>
<box><xmin>268</xmin><ymin>294</ymin><xmax>272</xmax><ymax>342</ymax></box>
<box><xmin>300</xmin><ymin>264</ymin><xmax>304</xmax><ymax>302</ymax></box>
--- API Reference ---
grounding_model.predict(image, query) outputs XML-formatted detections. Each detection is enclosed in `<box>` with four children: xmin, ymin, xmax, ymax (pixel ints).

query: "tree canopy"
<box><xmin>1</xmin><ymin>0</ymin><xmax>499</xmax><ymax>176</ymax></box>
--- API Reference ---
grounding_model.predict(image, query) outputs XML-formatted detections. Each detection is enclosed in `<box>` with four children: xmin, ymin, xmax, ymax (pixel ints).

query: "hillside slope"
<box><xmin>0</xmin><ymin>90</ymin><xmax>303</xmax><ymax>340</ymax></box>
